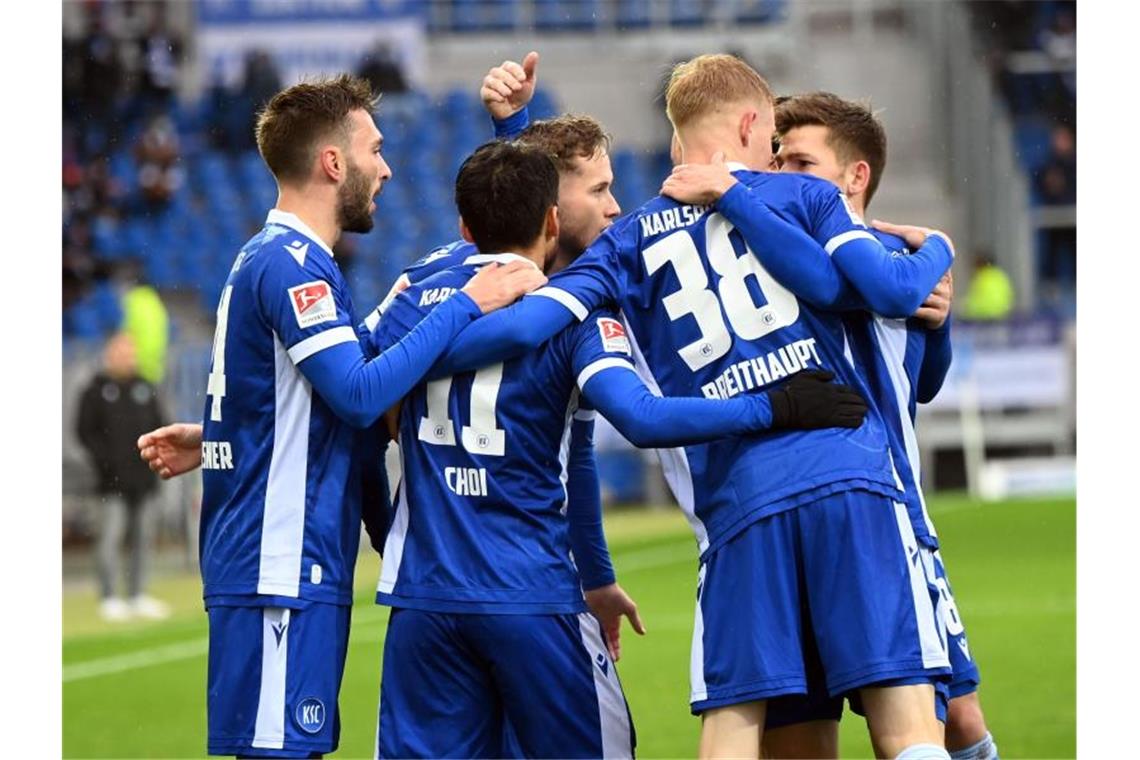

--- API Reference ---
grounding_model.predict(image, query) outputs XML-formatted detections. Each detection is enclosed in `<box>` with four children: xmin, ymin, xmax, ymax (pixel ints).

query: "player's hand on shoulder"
<box><xmin>660</xmin><ymin>150</ymin><xmax>738</xmax><ymax>205</ymax></box>
<box><xmin>137</xmin><ymin>422</ymin><xmax>204</xmax><ymax>479</ymax></box>
<box><xmin>765</xmin><ymin>369</ymin><xmax>868</xmax><ymax>431</ymax></box>
<box><xmin>913</xmin><ymin>269</ymin><xmax>953</xmax><ymax>329</ymax></box>
<box><xmin>871</xmin><ymin>219</ymin><xmax>956</xmax><ymax>258</ymax></box>
<box><xmin>584</xmin><ymin>582</ymin><xmax>646</xmax><ymax>662</ymax></box>
<box><xmin>462</xmin><ymin>260</ymin><xmax>548</xmax><ymax>314</ymax></box>
<box><xmin>480</xmin><ymin>51</ymin><xmax>539</xmax><ymax>121</ymax></box>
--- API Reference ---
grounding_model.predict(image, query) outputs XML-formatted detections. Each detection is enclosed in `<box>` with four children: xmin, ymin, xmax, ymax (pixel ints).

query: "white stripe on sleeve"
<box><xmin>531</xmin><ymin>286</ymin><xmax>589</xmax><ymax>321</ymax></box>
<box><xmin>576</xmin><ymin>357</ymin><xmax>636</xmax><ymax>391</ymax></box>
<box><xmin>824</xmin><ymin>229</ymin><xmax>878</xmax><ymax>255</ymax></box>
<box><xmin>287</xmin><ymin>325</ymin><xmax>358</xmax><ymax>364</ymax></box>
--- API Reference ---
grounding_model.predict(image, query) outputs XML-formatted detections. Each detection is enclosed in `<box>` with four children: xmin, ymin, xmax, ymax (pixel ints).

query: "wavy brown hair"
<box><xmin>255</xmin><ymin>74</ymin><xmax>379</xmax><ymax>183</ymax></box>
<box><xmin>775</xmin><ymin>91</ymin><xmax>887</xmax><ymax>205</ymax></box>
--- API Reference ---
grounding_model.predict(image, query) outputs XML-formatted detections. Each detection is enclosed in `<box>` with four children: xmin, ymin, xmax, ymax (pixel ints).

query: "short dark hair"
<box><xmin>518</xmin><ymin>114</ymin><xmax>612</xmax><ymax>173</ymax></box>
<box><xmin>455</xmin><ymin>141</ymin><xmax>559</xmax><ymax>253</ymax></box>
<box><xmin>775</xmin><ymin>92</ymin><xmax>887</xmax><ymax>205</ymax></box>
<box><xmin>255</xmin><ymin>74</ymin><xmax>379</xmax><ymax>183</ymax></box>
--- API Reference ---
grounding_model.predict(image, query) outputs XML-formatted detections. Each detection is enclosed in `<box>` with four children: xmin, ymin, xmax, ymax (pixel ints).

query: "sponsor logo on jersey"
<box><xmin>295</xmin><ymin>697</ymin><xmax>326</xmax><ymax>734</ymax></box>
<box><xmin>288</xmin><ymin>280</ymin><xmax>337</xmax><ymax>328</ymax></box>
<box><xmin>638</xmin><ymin>204</ymin><xmax>709</xmax><ymax>238</ymax></box>
<box><xmin>597</xmin><ymin>317</ymin><xmax>632</xmax><ymax>355</ymax></box>
<box><xmin>957</xmin><ymin>637</ymin><xmax>971</xmax><ymax>662</ymax></box>
<box><xmin>419</xmin><ymin>286</ymin><xmax>457</xmax><ymax>307</ymax></box>
<box><xmin>201</xmin><ymin>440</ymin><xmax>235</xmax><ymax>470</ymax></box>
<box><xmin>285</xmin><ymin>240</ymin><xmax>310</xmax><ymax>266</ymax></box>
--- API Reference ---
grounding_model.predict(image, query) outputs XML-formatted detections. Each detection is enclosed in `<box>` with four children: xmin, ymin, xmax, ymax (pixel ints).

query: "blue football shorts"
<box><xmin>690</xmin><ymin>490</ymin><xmax>951</xmax><ymax>715</ymax></box>
<box><xmin>377</xmin><ymin>607</ymin><xmax>635</xmax><ymax>759</ymax></box>
<box><xmin>205</xmin><ymin>602</ymin><xmax>351</xmax><ymax>758</ymax></box>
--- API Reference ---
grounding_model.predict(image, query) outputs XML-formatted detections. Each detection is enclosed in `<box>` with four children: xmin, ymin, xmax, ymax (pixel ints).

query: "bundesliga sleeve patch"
<box><xmin>597</xmin><ymin>317</ymin><xmax>632</xmax><ymax>355</ymax></box>
<box><xmin>288</xmin><ymin>280</ymin><xmax>338</xmax><ymax>328</ymax></box>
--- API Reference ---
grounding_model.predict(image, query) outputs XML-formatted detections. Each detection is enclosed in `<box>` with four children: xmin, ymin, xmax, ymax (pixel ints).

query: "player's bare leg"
<box><xmin>859</xmin><ymin>684</ymin><xmax>946</xmax><ymax>758</ymax></box>
<box><xmin>761</xmin><ymin>720</ymin><xmax>838</xmax><ymax>759</ymax></box>
<box><xmin>945</xmin><ymin>692</ymin><xmax>996</xmax><ymax>758</ymax></box>
<box><xmin>699</xmin><ymin>701</ymin><xmax>766</xmax><ymax>759</ymax></box>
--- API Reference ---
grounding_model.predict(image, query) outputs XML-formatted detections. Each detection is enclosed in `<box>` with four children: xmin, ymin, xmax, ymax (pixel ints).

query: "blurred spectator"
<box><xmin>76</xmin><ymin>333</ymin><xmax>170</xmax><ymax>622</ymax></box>
<box><xmin>119</xmin><ymin>262</ymin><xmax>170</xmax><ymax>386</ymax></box>
<box><xmin>1035</xmin><ymin>125</ymin><xmax>1076</xmax><ymax>205</ymax></box>
<box><xmin>134</xmin><ymin>114</ymin><xmax>183</xmax><ymax>208</ymax></box>
<box><xmin>136</xmin><ymin>6</ymin><xmax>183</xmax><ymax>109</ymax></box>
<box><xmin>358</xmin><ymin>41</ymin><xmax>409</xmax><ymax>95</ymax></box>
<box><xmin>207</xmin><ymin>49</ymin><xmax>283</xmax><ymax>152</ymax></box>
<box><xmin>243</xmin><ymin>49</ymin><xmax>283</xmax><ymax>112</ymax></box>
<box><xmin>961</xmin><ymin>254</ymin><xmax>1015</xmax><ymax>321</ymax></box>
<box><xmin>1040</xmin><ymin>4</ymin><xmax>1076</xmax><ymax>65</ymax></box>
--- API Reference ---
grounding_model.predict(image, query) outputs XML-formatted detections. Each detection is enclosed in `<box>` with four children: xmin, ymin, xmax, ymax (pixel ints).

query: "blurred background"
<box><xmin>61</xmin><ymin>1</ymin><xmax>1076</xmax><ymax>755</ymax></box>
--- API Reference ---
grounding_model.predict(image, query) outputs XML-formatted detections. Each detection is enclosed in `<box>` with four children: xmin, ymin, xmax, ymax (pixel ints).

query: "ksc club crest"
<box><xmin>295</xmin><ymin>697</ymin><xmax>326</xmax><ymax>734</ymax></box>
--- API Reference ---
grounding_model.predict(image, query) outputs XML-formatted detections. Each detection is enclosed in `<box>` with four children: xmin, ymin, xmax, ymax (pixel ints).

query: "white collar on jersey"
<box><xmin>265</xmin><ymin>209</ymin><xmax>336</xmax><ymax>259</ymax></box>
<box><xmin>462</xmin><ymin>252</ymin><xmax>540</xmax><ymax>269</ymax></box>
<box><xmin>725</xmin><ymin>161</ymin><xmax>749</xmax><ymax>173</ymax></box>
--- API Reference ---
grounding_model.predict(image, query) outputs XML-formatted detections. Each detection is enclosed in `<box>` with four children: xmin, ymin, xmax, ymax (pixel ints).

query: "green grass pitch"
<box><xmin>63</xmin><ymin>494</ymin><xmax>1075</xmax><ymax>758</ymax></box>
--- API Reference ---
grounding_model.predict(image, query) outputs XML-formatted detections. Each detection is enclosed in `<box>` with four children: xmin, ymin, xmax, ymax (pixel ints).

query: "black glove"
<box><xmin>766</xmin><ymin>369</ymin><xmax>868</xmax><ymax>430</ymax></box>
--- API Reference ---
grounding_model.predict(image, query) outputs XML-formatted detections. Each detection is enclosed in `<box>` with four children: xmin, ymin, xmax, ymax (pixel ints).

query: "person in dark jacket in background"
<box><xmin>77</xmin><ymin>332</ymin><xmax>169</xmax><ymax>621</ymax></box>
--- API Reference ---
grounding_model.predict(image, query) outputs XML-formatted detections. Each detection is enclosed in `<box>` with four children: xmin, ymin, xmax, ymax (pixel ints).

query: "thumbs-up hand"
<box><xmin>480</xmin><ymin>50</ymin><xmax>540</xmax><ymax>121</ymax></box>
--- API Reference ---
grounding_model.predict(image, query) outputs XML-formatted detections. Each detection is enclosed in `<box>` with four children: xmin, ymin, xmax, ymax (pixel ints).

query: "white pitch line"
<box><xmin>64</xmin><ymin>542</ymin><xmax>695</xmax><ymax>684</ymax></box>
<box><xmin>63</xmin><ymin>615</ymin><xmax>395</xmax><ymax>684</ymax></box>
<box><xmin>64</xmin><ymin>638</ymin><xmax>209</xmax><ymax>683</ymax></box>
<box><xmin>615</xmin><ymin>539</ymin><xmax>696</xmax><ymax>574</ymax></box>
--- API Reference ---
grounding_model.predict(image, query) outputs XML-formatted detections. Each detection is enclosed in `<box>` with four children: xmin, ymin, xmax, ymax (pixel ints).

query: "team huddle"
<box><xmin>137</xmin><ymin>51</ymin><xmax>998</xmax><ymax>760</ymax></box>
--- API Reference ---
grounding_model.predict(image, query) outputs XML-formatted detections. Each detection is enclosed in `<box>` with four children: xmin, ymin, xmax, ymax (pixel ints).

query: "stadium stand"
<box><xmin>62</xmin><ymin>0</ymin><xmax>1075</xmax><ymax>516</ymax></box>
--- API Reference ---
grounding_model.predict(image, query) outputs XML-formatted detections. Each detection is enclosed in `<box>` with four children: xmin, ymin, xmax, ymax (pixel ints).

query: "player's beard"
<box><xmin>337</xmin><ymin>159</ymin><xmax>375</xmax><ymax>234</ymax></box>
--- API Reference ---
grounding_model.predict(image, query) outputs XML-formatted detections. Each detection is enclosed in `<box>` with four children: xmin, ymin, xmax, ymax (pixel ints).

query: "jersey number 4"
<box><xmin>206</xmin><ymin>285</ymin><xmax>234</xmax><ymax>422</ymax></box>
<box><xmin>643</xmin><ymin>213</ymin><xmax>799</xmax><ymax>371</ymax></box>
<box><xmin>416</xmin><ymin>364</ymin><xmax>506</xmax><ymax>457</ymax></box>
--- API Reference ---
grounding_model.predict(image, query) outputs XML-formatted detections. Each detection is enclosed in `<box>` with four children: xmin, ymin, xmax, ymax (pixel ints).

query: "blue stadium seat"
<box><xmin>668</xmin><ymin>0</ymin><xmax>705</xmax><ymax>27</ymax></box>
<box><xmin>64</xmin><ymin>299</ymin><xmax>104</xmax><ymax>340</ymax></box>
<box><xmin>616</xmin><ymin>0</ymin><xmax>651</xmax><ymax>28</ymax></box>
<box><xmin>1013</xmin><ymin>118</ymin><xmax>1054</xmax><ymax>173</ymax></box>
<box><xmin>445</xmin><ymin>0</ymin><xmax>520</xmax><ymax>32</ymax></box>
<box><xmin>535</xmin><ymin>0</ymin><xmax>599</xmax><ymax>31</ymax></box>
<box><xmin>528</xmin><ymin>89</ymin><xmax>559</xmax><ymax>120</ymax></box>
<box><xmin>90</xmin><ymin>214</ymin><xmax>120</xmax><ymax>259</ymax></box>
<box><xmin>736</xmin><ymin>0</ymin><xmax>787</xmax><ymax>23</ymax></box>
<box><xmin>611</xmin><ymin>150</ymin><xmax>653</xmax><ymax>213</ymax></box>
<box><xmin>108</xmin><ymin>149</ymin><xmax>136</xmax><ymax>188</ymax></box>
<box><xmin>92</xmin><ymin>281</ymin><xmax>124</xmax><ymax>332</ymax></box>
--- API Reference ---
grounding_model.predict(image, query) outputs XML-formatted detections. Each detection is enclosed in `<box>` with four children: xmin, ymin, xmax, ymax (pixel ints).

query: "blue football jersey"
<box><xmin>199</xmin><ymin>210</ymin><xmax>365</xmax><ymax>608</ymax></box>
<box><xmin>841</xmin><ymin>229</ymin><xmax>953</xmax><ymax>547</ymax></box>
<box><xmin>364</xmin><ymin>241</ymin><xmax>476</xmax><ymax>331</ymax></box>
<box><xmin>535</xmin><ymin>171</ymin><xmax>904</xmax><ymax>555</ymax></box>
<box><xmin>368</xmin><ymin>253</ymin><xmax>636</xmax><ymax>614</ymax></box>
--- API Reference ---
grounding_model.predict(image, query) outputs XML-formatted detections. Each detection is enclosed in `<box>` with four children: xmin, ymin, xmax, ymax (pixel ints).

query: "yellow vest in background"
<box><xmin>962</xmin><ymin>265</ymin><xmax>1015</xmax><ymax>321</ymax></box>
<box><xmin>121</xmin><ymin>285</ymin><xmax>169</xmax><ymax>385</ymax></box>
